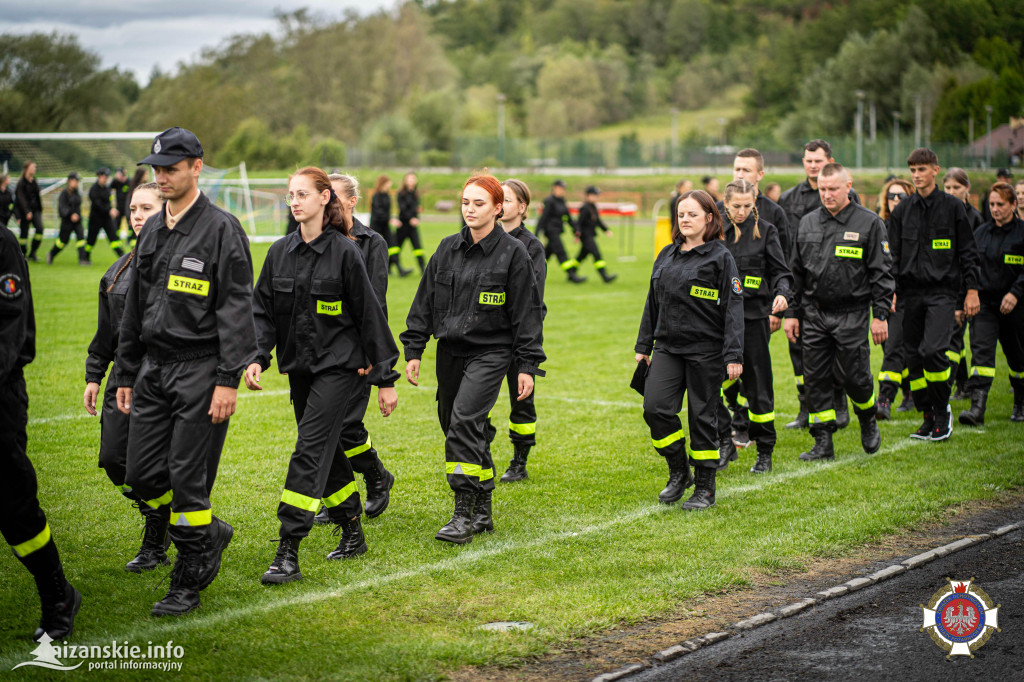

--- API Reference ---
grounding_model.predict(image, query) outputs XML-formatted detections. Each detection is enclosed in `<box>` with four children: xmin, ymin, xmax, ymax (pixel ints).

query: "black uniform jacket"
<box><xmin>58</xmin><ymin>189</ymin><xmax>82</xmax><ymax>226</ymax></box>
<box><xmin>86</xmin><ymin>252</ymin><xmax>132</xmax><ymax>384</ymax></box>
<box><xmin>0</xmin><ymin>228</ymin><xmax>35</xmax><ymax>380</ymax></box>
<box><xmin>888</xmin><ymin>188</ymin><xmax>980</xmax><ymax>296</ymax></box>
<box><xmin>15</xmin><ymin>177</ymin><xmax>41</xmax><ymax>218</ymax></box>
<box><xmin>89</xmin><ymin>182</ymin><xmax>112</xmax><ymax>217</ymax></box>
<box><xmin>576</xmin><ymin>201</ymin><xmax>609</xmax><ymax>237</ymax></box>
<box><xmin>397</xmin><ymin>189</ymin><xmax>419</xmax><ymax>226</ymax></box>
<box><xmin>722</xmin><ymin>216</ymin><xmax>793</xmax><ymax>321</ymax></box>
<box><xmin>973</xmin><ymin>216</ymin><xmax>1024</xmax><ymax>300</ymax></box>
<box><xmin>350</xmin><ymin>218</ymin><xmax>389</xmax><ymax>317</ymax></box>
<box><xmin>0</xmin><ymin>186</ymin><xmax>14</xmax><ymax>225</ymax></box>
<box><xmin>401</xmin><ymin>224</ymin><xmax>546</xmax><ymax>376</ymax></box>
<box><xmin>966</xmin><ymin>203</ymin><xmax>984</xmax><ymax>231</ymax></box>
<box><xmin>779</xmin><ymin>179</ymin><xmax>861</xmax><ymax>234</ymax></box>
<box><xmin>790</xmin><ymin>202</ymin><xmax>894</xmax><ymax>321</ymax></box>
<box><xmin>114</xmin><ymin>192</ymin><xmax>257</xmax><ymax>388</ymax></box>
<box><xmin>114</xmin><ymin>180</ymin><xmax>131</xmax><ymax>217</ymax></box>
<box><xmin>636</xmin><ymin>239</ymin><xmax>744</xmax><ymax>365</ymax></box>
<box><xmin>253</xmin><ymin>228</ymin><xmax>399</xmax><ymax>386</ymax></box>
<box><xmin>370</xmin><ymin>192</ymin><xmax>391</xmax><ymax>233</ymax></box>
<box><xmin>508</xmin><ymin>223</ymin><xmax>547</xmax><ymax>318</ymax></box>
<box><xmin>535</xmin><ymin>195</ymin><xmax>576</xmax><ymax>236</ymax></box>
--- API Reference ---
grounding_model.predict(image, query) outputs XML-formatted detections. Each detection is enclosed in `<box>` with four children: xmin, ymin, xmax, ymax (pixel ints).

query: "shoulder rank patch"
<box><xmin>181</xmin><ymin>256</ymin><xmax>205</xmax><ymax>273</ymax></box>
<box><xmin>731</xmin><ymin>277</ymin><xmax>743</xmax><ymax>295</ymax></box>
<box><xmin>0</xmin><ymin>273</ymin><xmax>23</xmax><ymax>299</ymax></box>
<box><xmin>844</xmin><ymin>231</ymin><xmax>860</xmax><ymax>241</ymax></box>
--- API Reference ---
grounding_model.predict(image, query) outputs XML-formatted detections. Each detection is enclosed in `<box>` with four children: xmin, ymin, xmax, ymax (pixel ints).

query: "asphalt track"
<box><xmin>627</xmin><ymin>525</ymin><xmax>1023</xmax><ymax>682</ymax></box>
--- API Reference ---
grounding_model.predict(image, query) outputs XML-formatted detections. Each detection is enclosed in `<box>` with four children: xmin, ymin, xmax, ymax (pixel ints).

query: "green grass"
<box><xmin>2</xmin><ymin>223</ymin><xmax>1022</xmax><ymax>680</ymax></box>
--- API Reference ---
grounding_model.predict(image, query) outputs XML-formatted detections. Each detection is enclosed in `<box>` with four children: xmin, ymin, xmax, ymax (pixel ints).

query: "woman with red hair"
<box><xmin>401</xmin><ymin>174</ymin><xmax>546</xmax><ymax>544</ymax></box>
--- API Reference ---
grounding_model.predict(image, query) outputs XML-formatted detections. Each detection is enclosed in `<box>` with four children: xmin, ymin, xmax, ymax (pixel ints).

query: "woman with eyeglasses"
<box><xmin>245</xmin><ymin>167</ymin><xmax>399</xmax><ymax>585</ymax></box>
<box><xmin>942</xmin><ymin>169</ymin><xmax>983</xmax><ymax>400</ymax></box>
<box><xmin>875</xmin><ymin>178</ymin><xmax>915</xmax><ymax>419</ymax></box>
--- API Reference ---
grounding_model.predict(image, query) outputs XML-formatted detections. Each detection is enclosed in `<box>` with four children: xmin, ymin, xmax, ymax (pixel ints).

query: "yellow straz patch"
<box><xmin>1005</xmin><ymin>254</ymin><xmax>1023</xmax><ymax>265</ymax></box>
<box><xmin>317</xmin><ymin>300</ymin><xmax>342</xmax><ymax>315</ymax></box>
<box><xmin>167</xmin><ymin>275</ymin><xmax>209</xmax><ymax>296</ymax></box>
<box><xmin>479</xmin><ymin>292</ymin><xmax>505</xmax><ymax>305</ymax></box>
<box><xmin>835</xmin><ymin>245</ymin><xmax>863</xmax><ymax>259</ymax></box>
<box><xmin>690</xmin><ymin>285</ymin><xmax>719</xmax><ymax>301</ymax></box>
<box><xmin>932</xmin><ymin>239</ymin><xmax>951</xmax><ymax>250</ymax></box>
<box><xmin>744</xmin><ymin>275</ymin><xmax>762</xmax><ymax>289</ymax></box>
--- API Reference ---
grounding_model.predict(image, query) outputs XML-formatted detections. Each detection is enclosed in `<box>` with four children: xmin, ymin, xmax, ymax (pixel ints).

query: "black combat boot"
<box><xmin>20</xmin><ymin>542</ymin><xmax>82</xmax><ymax>641</ymax></box>
<box><xmin>681</xmin><ymin>466</ymin><xmax>716</xmax><ymax>510</ymax></box>
<box><xmin>261</xmin><ymin>537</ymin><xmax>302</xmax><ymax>584</ymax></box>
<box><xmin>958</xmin><ymin>390</ymin><xmax>987</xmax><ymax>426</ymax></box>
<box><xmin>717</xmin><ymin>438</ymin><xmax>738</xmax><ymax>470</ymax></box>
<box><xmin>125</xmin><ymin>503</ymin><xmax>171</xmax><ymax>573</ymax></box>
<box><xmin>750</xmin><ymin>444</ymin><xmax>772</xmax><ymax>473</ymax></box>
<box><xmin>786</xmin><ymin>394</ymin><xmax>808</xmax><ymax>429</ymax></box>
<box><xmin>567</xmin><ymin>267</ymin><xmax>587</xmax><ymax>283</ymax></box>
<box><xmin>500</xmin><ymin>443</ymin><xmax>530</xmax><ymax>483</ymax></box>
<box><xmin>799</xmin><ymin>429</ymin><xmax>835</xmax><ymax>461</ymax></box>
<box><xmin>876</xmin><ymin>382</ymin><xmax>897</xmax><ymax>421</ymax></box>
<box><xmin>471</xmin><ymin>490</ymin><xmax>494</xmax><ymax>534</ymax></box>
<box><xmin>598</xmin><ymin>267</ymin><xmax>618</xmax><ymax>283</ymax></box>
<box><xmin>859</xmin><ymin>413</ymin><xmax>881</xmax><ymax>454</ymax></box>
<box><xmin>313</xmin><ymin>505</ymin><xmax>331</xmax><ymax>525</ymax></box>
<box><xmin>152</xmin><ymin>552</ymin><xmax>202</xmax><ymax>616</ymax></box>
<box><xmin>435</xmin><ymin>491</ymin><xmax>476</xmax><ymax>545</ymax></box>
<box><xmin>327</xmin><ymin>516</ymin><xmax>368</xmax><ymax>560</ymax></box>
<box><xmin>195</xmin><ymin>516</ymin><xmax>234</xmax><ymax>591</ymax></box>
<box><xmin>659</xmin><ymin>453</ymin><xmax>693</xmax><ymax>504</ymax></box>
<box><xmin>363</xmin><ymin>457</ymin><xmax>395</xmax><ymax>519</ymax></box>
<box><xmin>835</xmin><ymin>389</ymin><xmax>850</xmax><ymax>429</ymax></box>
<box><xmin>897</xmin><ymin>384</ymin><xmax>914</xmax><ymax>412</ymax></box>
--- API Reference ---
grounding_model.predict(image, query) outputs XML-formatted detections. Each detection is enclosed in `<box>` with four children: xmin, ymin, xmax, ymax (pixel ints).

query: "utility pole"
<box><xmin>892</xmin><ymin>111</ymin><xmax>901</xmax><ymax>169</ymax></box>
<box><xmin>985</xmin><ymin>104</ymin><xmax>993</xmax><ymax>168</ymax></box>
<box><xmin>855</xmin><ymin>90</ymin><xmax>865</xmax><ymax>169</ymax></box>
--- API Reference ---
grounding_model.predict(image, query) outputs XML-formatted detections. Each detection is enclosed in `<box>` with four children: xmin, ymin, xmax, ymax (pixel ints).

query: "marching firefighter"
<box><xmin>401</xmin><ymin>174</ymin><xmax>545</xmax><ymax>544</ymax></box>
<box><xmin>575</xmin><ymin>185</ymin><xmax>617</xmax><ymax>282</ymax></box>
<box><xmin>246</xmin><ymin>167</ymin><xmax>398</xmax><ymax>584</ymax></box>
<box><xmin>536</xmin><ymin>179</ymin><xmax>586</xmax><ymax>283</ymax></box>
<box><xmin>85</xmin><ymin>167</ymin><xmax>126</xmax><ymax>263</ymax></box>
<box><xmin>370</xmin><ymin>174</ymin><xmax>411</xmax><ymax>277</ymax></box>
<box><xmin>636</xmin><ymin>190</ymin><xmax>743</xmax><ymax>510</ymax></box>
<box><xmin>15</xmin><ymin>161</ymin><xmax>45</xmax><ymax>261</ymax></box>
<box><xmin>47</xmin><ymin>173</ymin><xmax>88</xmax><ymax>265</ymax></box>
<box><xmin>395</xmin><ymin>172</ymin><xmax>426</xmax><ymax>274</ymax></box>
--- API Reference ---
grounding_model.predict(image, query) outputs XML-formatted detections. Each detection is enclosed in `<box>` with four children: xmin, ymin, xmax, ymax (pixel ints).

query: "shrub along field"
<box><xmin>1</xmin><ymin>220</ymin><xmax>1021</xmax><ymax>679</ymax></box>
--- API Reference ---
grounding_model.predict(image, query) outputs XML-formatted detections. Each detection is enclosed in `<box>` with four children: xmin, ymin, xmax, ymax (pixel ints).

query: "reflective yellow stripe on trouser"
<box><xmin>595</xmin><ymin>260</ymin><xmax>607</xmax><ymax>269</ymax></box>
<box><xmin>561</xmin><ymin>259</ymin><xmax>580</xmax><ymax>270</ymax></box>
<box><xmin>170</xmin><ymin>509</ymin><xmax>212</xmax><ymax>527</ymax></box>
<box><xmin>852</xmin><ymin>393</ymin><xmax>875</xmax><ymax>410</ymax></box>
<box><xmin>946</xmin><ymin>351</ymin><xmax>960</xmax><ymax>364</ymax></box>
<box><xmin>12</xmin><ymin>524</ymin><xmax>51</xmax><ymax>558</ymax></box>
<box><xmin>280</xmin><ymin>489</ymin><xmax>320</xmax><ymax>513</ymax></box>
<box><xmin>1010</xmin><ymin>370</ymin><xmax>1024</xmax><ymax>380</ymax></box>
<box><xmin>509</xmin><ymin>421</ymin><xmax>536</xmax><ymax>435</ymax></box>
<box><xmin>687</xmin><ymin>443</ymin><xmax>718</xmax><ymax>460</ymax></box>
<box><xmin>794</xmin><ymin>375</ymin><xmax>804</xmax><ymax>387</ymax></box>
<box><xmin>749</xmin><ymin>411</ymin><xmax>775</xmax><ymax>423</ymax></box>
<box><xmin>878</xmin><ymin>371</ymin><xmax>902</xmax><ymax>384</ymax></box>
<box><xmin>345</xmin><ymin>436</ymin><xmax>371</xmax><ymax>458</ymax></box>
<box><xmin>924</xmin><ymin>368</ymin><xmax>951</xmax><ymax>383</ymax></box>
<box><xmin>446</xmin><ymin>462</ymin><xmax>494</xmax><ymax>481</ymax></box>
<box><xmin>388</xmin><ymin>246</ymin><xmax>400</xmax><ymax>256</ymax></box>
<box><xmin>909</xmin><ymin>377</ymin><xmax>927</xmax><ymax>392</ymax></box>
<box><xmin>970</xmin><ymin>366</ymin><xmax>996</xmax><ymax>378</ymax></box>
<box><xmin>809</xmin><ymin>409</ymin><xmax>836</xmax><ymax>424</ymax></box>
<box><xmin>652</xmin><ymin>429</ymin><xmax>684</xmax><ymax>449</ymax></box>
<box><xmin>322</xmin><ymin>482</ymin><xmax>358</xmax><ymax>508</ymax></box>
<box><xmin>144</xmin><ymin>490</ymin><xmax>173</xmax><ymax>509</ymax></box>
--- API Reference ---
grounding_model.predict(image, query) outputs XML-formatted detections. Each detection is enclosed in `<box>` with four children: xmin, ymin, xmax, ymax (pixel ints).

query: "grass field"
<box><xmin>1</xmin><ymin>221</ymin><xmax>1022</xmax><ymax>680</ymax></box>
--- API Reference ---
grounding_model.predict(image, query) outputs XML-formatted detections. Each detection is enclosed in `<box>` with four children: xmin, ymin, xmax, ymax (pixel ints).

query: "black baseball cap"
<box><xmin>996</xmin><ymin>168</ymin><xmax>1012</xmax><ymax>178</ymax></box>
<box><xmin>585</xmin><ymin>185</ymin><xmax>601</xmax><ymax>195</ymax></box>
<box><xmin>97</xmin><ymin>167</ymin><xmax>110</xmax><ymax>176</ymax></box>
<box><xmin>552</xmin><ymin>179</ymin><xmax>566</xmax><ymax>188</ymax></box>
<box><xmin>139</xmin><ymin>127</ymin><xmax>204</xmax><ymax>166</ymax></box>
<box><xmin>67</xmin><ymin>172</ymin><xmax>81</xmax><ymax>180</ymax></box>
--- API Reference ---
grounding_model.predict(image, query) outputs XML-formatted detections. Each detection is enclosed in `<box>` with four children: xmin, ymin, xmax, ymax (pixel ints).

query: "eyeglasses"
<box><xmin>285</xmin><ymin>190</ymin><xmax>315</xmax><ymax>205</ymax></box>
<box><xmin>887</xmin><ymin>192</ymin><xmax>907</xmax><ymax>201</ymax></box>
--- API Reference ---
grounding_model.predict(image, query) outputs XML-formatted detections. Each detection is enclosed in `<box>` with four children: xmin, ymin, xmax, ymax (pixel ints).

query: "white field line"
<box><xmin>3</xmin><ymin>435</ymin><xmax>942</xmax><ymax>655</ymax></box>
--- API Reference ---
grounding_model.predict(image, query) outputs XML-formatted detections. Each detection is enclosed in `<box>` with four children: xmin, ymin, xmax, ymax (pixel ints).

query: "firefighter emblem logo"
<box><xmin>921</xmin><ymin>578</ymin><xmax>1000</xmax><ymax>658</ymax></box>
<box><xmin>731</xmin><ymin>277</ymin><xmax>742</xmax><ymax>295</ymax></box>
<box><xmin>153</xmin><ymin>139</ymin><xmax>162</xmax><ymax>154</ymax></box>
<box><xmin>0</xmin><ymin>273</ymin><xmax>22</xmax><ymax>299</ymax></box>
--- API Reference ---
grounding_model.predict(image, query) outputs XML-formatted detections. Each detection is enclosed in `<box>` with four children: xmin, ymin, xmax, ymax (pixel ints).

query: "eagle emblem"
<box><xmin>921</xmin><ymin>578</ymin><xmax>1000</xmax><ymax>658</ymax></box>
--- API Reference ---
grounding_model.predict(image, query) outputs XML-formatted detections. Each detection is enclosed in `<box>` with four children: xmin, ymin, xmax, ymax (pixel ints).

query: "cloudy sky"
<box><xmin>1</xmin><ymin>1</ymin><xmax>394</xmax><ymax>84</ymax></box>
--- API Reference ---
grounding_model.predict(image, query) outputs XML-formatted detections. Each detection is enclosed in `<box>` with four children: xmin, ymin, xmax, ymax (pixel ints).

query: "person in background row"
<box><xmin>85</xmin><ymin>167</ymin><xmax>125</xmax><ymax>264</ymax></box>
<box><xmin>702</xmin><ymin>175</ymin><xmax>720</xmax><ymax>200</ymax></box>
<box><xmin>785</xmin><ymin>163</ymin><xmax>891</xmax><ymax>463</ymax></box>
<box><xmin>980</xmin><ymin>168</ymin><xmax>1012</xmax><ymax>224</ymax></box>
<box><xmin>942</xmin><ymin>168</ymin><xmax>984</xmax><ymax>402</ymax></box>
<box><xmin>126</xmin><ymin>167</ymin><xmax>149</xmax><ymax>248</ymax></box>
<box><xmin>575</xmin><ymin>185</ymin><xmax>617</xmax><ymax>283</ymax></box>
<box><xmin>535</xmin><ymin>179</ymin><xmax>586</xmax><ymax>283</ymax></box>
<box><xmin>0</xmin><ymin>174</ymin><xmax>14</xmax><ymax>229</ymax></box>
<box><xmin>1</xmin><ymin>223</ymin><xmax>83</xmax><ymax>642</ymax></box>
<box><xmin>247</xmin><ymin>167</ymin><xmax>398</xmax><ymax>584</ymax></box>
<box><xmin>1015</xmin><ymin>179</ymin><xmax>1024</xmax><ymax>221</ymax></box>
<box><xmin>637</xmin><ymin>190</ymin><xmax>743</xmax><ymax>511</ymax></box>
<box><xmin>874</xmin><ymin>178</ymin><xmax>915</xmax><ymax>420</ymax></box>
<box><xmin>47</xmin><ymin>173</ymin><xmax>87</xmax><ymax>266</ymax></box>
<box><xmin>15</xmin><ymin>161</ymin><xmax>44</xmax><ymax>261</ymax></box>
<box><xmin>395</xmin><ymin>172</ymin><xmax>426</xmax><ymax>274</ymax></box>
<box><xmin>763</xmin><ymin>182</ymin><xmax>782</xmax><ymax>204</ymax></box>
<box><xmin>669</xmin><ymin>178</ymin><xmax>693</xmax><ymax>223</ymax></box>
<box><xmin>112</xmin><ymin>168</ymin><xmax>131</xmax><ymax>235</ymax></box>
<box><xmin>488</xmin><ymin>178</ymin><xmax>546</xmax><ymax>483</ymax></box>
<box><xmin>402</xmin><ymin>174</ymin><xmax>545</xmax><ymax>544</ymax></box>
<box><xmin>957</xmin><ymin>183</ymin><xmax>1024</xmax><ymax>425</ymax></box>
<box><xmin>84</xmin><ymin>183</ymin><xmax>168</xmax><ymax>573</ymax></box>
<box><xmin>888</xmin><ymin>148</ymin><xmax>980</xmax><ymax>442</ymax></box>
<box><xmin>715</xmin><ymin>180</ymin><xmax>792</xmax><ymax>474</ymax></box>
<box><xmin>371</xmin><ymin>174</ymin><xmax>411</xmax><ymax>277</ymax></box>
<box><xmin>115</xmin><ymin>127</ymin><xmax>257</xmax><ymax>616</ymax></box>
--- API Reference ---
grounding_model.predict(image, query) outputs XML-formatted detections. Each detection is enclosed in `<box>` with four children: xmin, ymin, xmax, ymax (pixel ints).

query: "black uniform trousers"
<box><xmin>576</xmin><ymin>234</ymin><xmax>608</xmax><ymax>271</ymax></box>
<box><xmin>334</xmin><ymin>378</ymin><xmax>382</xmax><ymax>483</ymax></box>
<box><xmin>902</xmin><ymin>291</ymin><xmax>956</xmax><ymax>414</ymax></box>
<box><xmin>947</xmin><ymin>320</ymin><xmax>969</xmax><ymax>387</ymax></box>
<box><xmin>19</xmin><ymin>213</ymin><xmax>44</xmax><ymax>256</ymax></box>
<box><xmin>543</xmin><ymin>229</ymin><xmax>579</xmax><ymax>272</ymax></box>
<box><xmin>484</xmin><ymin>363</ymin><xmax>538</xmax><ymax>447</ymax></box>
<box><xmin>435</xmin><ymin>343</ymin><xmax>511</xmax><ymax>494</ymax></box>
<box><xmin>98</xmin><ymin>380</ymin><xmax>134</xmax><ymax>496</ymax></box>
<box><xmin>965</xmin><ymin>298</ymin><xmax>1024</xmax><ymax>394</ymax></box>
<box><xmin>86</xmin><ymin>212</ymin><xmax>123</xmax><ymax>253</ymax></box>
<box><xmin>717</xmin><ymin>318</ymin><xmax>776</xmax><ymax>448</ymax></box>
<box><xmin>643</xmin><ymin>348</ymin><xmax>722</xmax><ymax>468</ymax></box>
<box><xmin>52</xmin><ymin>219</ymin><xmax>86</xmax><ymax>258</ymax></box>
<box><xmin>877</xmin><ymin>305</ymin><xmax>907</xmax><ymax>392</ymax></box>
<box><xmin>373</xmin><ymin>223</ymin><xmax>403</xmax><ymax>270</ymax></box>
<box><xmin>0</xmin><ymin>369</ymin><xmax>62</xmax><ymax>574</ymax></box>
<box><xmin>125</xmin><ymin>355</ymin><xmax>228</xmax><ymax>553</ymax></box>
<box><xmin>801</xmin><ymin>305</ymin><xmax>877</xmax><ymax>431</ymax></box>
<box><xmin>395</xmin><ymin>223</ymin><xmax>425</xmax><ymax>270</ymax></box>
<box><xmin>282</xmin><ymin>370</ymin><xmax>364</xmax><ymax>537</ymax></box>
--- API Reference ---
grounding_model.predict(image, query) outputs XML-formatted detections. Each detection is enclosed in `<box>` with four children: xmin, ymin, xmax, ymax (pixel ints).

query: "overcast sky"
<box><xmin>1</xmin><ymin>1</ymin><xmax>394</xmax><ymax>84</ymax></box>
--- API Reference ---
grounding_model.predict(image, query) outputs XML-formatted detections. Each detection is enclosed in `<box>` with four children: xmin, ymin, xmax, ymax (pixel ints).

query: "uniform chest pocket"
<box><xmin>434</xmin><ymin>270</ymin><xmax>454</xmax><ymax>312</ymax></box>
<box><xmin>477</xmin><ymin>273</ymin><xmax>508</xmax><ymax>309</ymax></box>
<box><xmin>311</xmin><ymin>279</ymin><xmax>344</xmax><ymax>316</ymax></box>
<box><xmin>929</xmin><ymin>229</ymin><xmax>952</xmax><ymax>252</ymax></box>
<box><xmin>166</xmin><ymin>252</ymin><xmax>212</xmax><ymax>308</ymax></box>
<box><xmin>736</xmin><ymin>256</ymin><xmax>764</xmax><ymax>290</ymax></box>
<box><xmin>687</xmin><ymin>278</ymin><xmax>720</xmax><ymax>305</ymax></box>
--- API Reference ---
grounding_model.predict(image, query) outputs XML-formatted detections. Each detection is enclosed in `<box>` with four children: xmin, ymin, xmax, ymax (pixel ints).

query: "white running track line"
<box><xmin>0</xmin><ymin>436</ymin><xmax>935</xmax><ymax>656</ymax></box>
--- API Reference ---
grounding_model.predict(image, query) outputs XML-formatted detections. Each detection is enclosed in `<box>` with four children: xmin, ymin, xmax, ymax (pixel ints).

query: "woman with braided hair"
<box><xmin>715</xmin><ymin>180</ymin><xmax>792</xmax><ymax>474</ymax></box>
<box><xmin>83</xmin><ymin>182</ymin><xmax>168</xmax><ymax>572</ymax></box>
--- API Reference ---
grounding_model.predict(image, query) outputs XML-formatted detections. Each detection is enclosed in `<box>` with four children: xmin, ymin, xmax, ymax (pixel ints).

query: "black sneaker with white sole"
<box><xmin>929</xmin><ymin>405</ymin><xmax>953</xmax><ymax>441</ymax></box>
<box><xmin>910</xmin><ymin>412</ymin><xmax>934</xmax><ymax>440</ymax></box>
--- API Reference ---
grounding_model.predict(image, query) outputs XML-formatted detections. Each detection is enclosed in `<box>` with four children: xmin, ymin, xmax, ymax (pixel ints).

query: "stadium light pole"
<box><xmin>496</xmin><ymin>93</ymin><xmax>507</xmax><ymax>164</ymax></box>
<box><xmin>855</xmin><ymin>90</ymin><xmax>865</xmax><ymax>169</ymax></box>
<box><xmin>892</xmin><ymin>111</ymin><xmax>901</xmax><ymax>169</ymax></box>
<box><xmin>985</xmin><ymin>104</ymin><xmax>993</xmax><ymax>168</ymax></box>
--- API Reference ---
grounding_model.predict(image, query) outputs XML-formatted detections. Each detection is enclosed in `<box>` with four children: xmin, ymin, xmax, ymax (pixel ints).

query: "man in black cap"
<box><xmin>981</xmin><ymin>168</ymin><xmax>1013</xmax><ymax>224</ymax></box>
<box><xmin>114</xmin><ymin>127</ymin><xmax>257</xmax><ymax>616</ymax></box>
<box><xmin>84</xmin><ymin>167</ymin><xmax>125</xmax><ymax>264</ymax></box>
<box><xmin>575</xmin><ymin>185</ymin><xmax>617</xmax><ymax>282</ymax></box>
<box><xmin>535</xmin><ymin>179</ymin><xmax>586</xmax><ymax>283</ymax></box>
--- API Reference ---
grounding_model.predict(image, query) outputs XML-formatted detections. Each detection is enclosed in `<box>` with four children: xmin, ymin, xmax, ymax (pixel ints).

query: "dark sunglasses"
<box><xmin>887</xmin><ymin>192</ymin><xmax>907</xmax><ymax>200</ymax></box>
